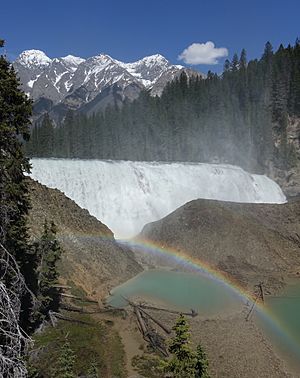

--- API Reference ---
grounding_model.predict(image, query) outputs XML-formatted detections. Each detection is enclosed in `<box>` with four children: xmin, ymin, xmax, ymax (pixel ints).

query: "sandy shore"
<box><xmin>103</xmin><ymin>292</ymin><xmax>298</xmax><ymax>378</ymax></box>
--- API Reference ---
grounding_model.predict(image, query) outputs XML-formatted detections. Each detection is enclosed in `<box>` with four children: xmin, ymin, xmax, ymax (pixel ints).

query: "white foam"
<box><xmin>30</xmin><ymin>159</ymin><xmax>286</xmax><ymax>239</ymax></box>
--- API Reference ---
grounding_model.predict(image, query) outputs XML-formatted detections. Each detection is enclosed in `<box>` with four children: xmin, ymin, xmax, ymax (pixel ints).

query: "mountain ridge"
<box><xmin>14</xmin><ymin>49</ymin><xmax>202</xmax><ymax>123</ymax></box>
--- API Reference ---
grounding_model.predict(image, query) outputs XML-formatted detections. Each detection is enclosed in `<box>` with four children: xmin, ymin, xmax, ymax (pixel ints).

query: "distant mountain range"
<box><xmin>14</xmin><ymin>50</ymin><xmax>202</xmax><ymax>123</ymax></box>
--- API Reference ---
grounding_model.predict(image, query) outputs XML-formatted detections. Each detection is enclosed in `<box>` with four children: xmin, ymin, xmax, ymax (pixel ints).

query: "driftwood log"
<box><xmin>60</xmin><ymin>293</ymin><xmax>98</xmax><ymax>303</ymax></box>
<box><xmin>139</xmin><ymin>303</ymin><xmax>198</xmax><ymax>317</ymax></box>
<box><xmin>122</xmin><ymin>296</ymin><xmax>169</xmax><ymax>356</ymax></box>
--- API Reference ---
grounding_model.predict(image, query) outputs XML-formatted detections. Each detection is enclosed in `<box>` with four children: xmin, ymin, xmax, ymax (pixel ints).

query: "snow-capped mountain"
<box><xmin>14</xmin><ymin>50</ymin><xmax>85</xmax><ymax>103</ymax></box>
<box><xmin>14</xmin><ymin>49</ymin><xmax>202</xmax><ymax>122</ymax></box>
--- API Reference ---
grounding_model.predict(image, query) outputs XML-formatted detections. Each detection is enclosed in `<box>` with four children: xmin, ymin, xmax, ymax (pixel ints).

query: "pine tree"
<box><xmin>231</xmin><ymin>53</ymin><xmax>239</xmax><ymax>71</ymax></box>
<box><xmin>53</xmin><ymin>341</ymin><xmax>76</xmax><ymax>378</ymax></box>
<box><xmin>37</xmin><ymin>113</ymin><xmax>55</xmax><ymax>156</ymax></box>
<box><xmin>162</xmin><ymin>314</ymin><xmax>209</xmax><ymax>378</ymax></box>
<box><xmin>262</xmin><ymin>41</ymin><xmax>273</xmax><ymax>64</ymax></box>
<box><xmin>239</xmin><ymin>49</ymin><xmax>247</xmax><ymax>69</ymax></box>
<box><xmin>0</xmin><ymin>39</ymin><xmax>39</xmax><ymax>334</ymax></box>
<box><xmin>34</xmin><ymin>220</ymin><xmax>62</xmax><ymax>322</ymax></box>
<box><xmin>194</xmin><ymin>345</ymin><xmax>209</xmax><ymax>378</ymax></box>
<box><xmin>87</xmin><ymin>360</ymin><xmax>99</xmax><ymax>377</ymax></box>
<box><xmin>223</xmin><ymin>59</ymin><xmax>231</xmax><ymax>73</ymax></box>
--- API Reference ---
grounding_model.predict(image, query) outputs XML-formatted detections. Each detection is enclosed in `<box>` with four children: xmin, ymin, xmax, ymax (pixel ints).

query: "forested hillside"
<box><xmin>26</xmin><ymin>41</ymin><xmax>300</xmax><ymax>176</ymax></box>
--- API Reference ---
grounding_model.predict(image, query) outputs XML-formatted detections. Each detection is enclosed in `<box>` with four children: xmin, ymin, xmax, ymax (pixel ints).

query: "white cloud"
<box><xmin>178</xmin><ymin>41</ymin><xmax>228</xmax><ymax>65</ymax></box>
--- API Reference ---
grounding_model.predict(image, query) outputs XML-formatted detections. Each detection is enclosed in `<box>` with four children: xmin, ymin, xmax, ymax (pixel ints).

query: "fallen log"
<box><xmin>139</xmin><ymin>303</ymin><xmax>198</xmax><ymax>317</ymax></box>
<box><xmin>60</xmin><ymin>304</ymin><xmax>102</xmax><ymax>314</ymax></box>
<box><xmin>134</xmin><ymin>307</ymin><xmax>148</xmax><ymax>336</ymax></box>
<box><xmin>53</xmin><ymin>285</ymin><xmax>73</xmax><ymax>289</ymax></box>
<box><xmin>50</xmin><ymin>311</ymin><xmax>94</xmax><ymax>325</ymax></box>
<box><xmin>122</xmin><ymin>295</ymin><xmax>197</xmax><ymax>317</ymax></box>
<box><xmin>138</xmin><ymin>307</ymin><xmax>171</xmax><ymax>334</ymax></box>
<box><xmin>122</xmin><ymin>295</ymin><xmax>171</xmax><ymax>334</ymax></box>
<box><xmin>245</xmin><ymin>296</ymin><xmax>258</xmax><ymax>321</ymax></box>
<box><xmin>140</xmin><ymin>312</ymin><xmax>169</xmax><ymax>357</ymax></box>
<box><xmin>49</xmin><ymin>311</ymin><xmax>58</xmax><ymax>327</ymax></box>
<box><xmin>60</xmin><ymin>293</ymin><xmax>98</xmax><ymax>303</ymax></box>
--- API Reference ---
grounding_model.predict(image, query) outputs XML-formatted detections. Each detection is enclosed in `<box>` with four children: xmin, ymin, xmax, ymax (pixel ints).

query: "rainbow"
<box><xmin>59</xmin><ymin>232</ymin><xmax>300</xmax><ymax>356</ymax></box>
<box><xmin>122</xmin><ymin>237</ymin><xmax>300</xmax><ymax>355</ymax></box>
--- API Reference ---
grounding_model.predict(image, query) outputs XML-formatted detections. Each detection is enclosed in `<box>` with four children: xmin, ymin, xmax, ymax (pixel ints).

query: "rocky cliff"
<box><xmin>268</xmin><ymin>116</ymin><xmax>300</xmax><ymax>197</ymax></box>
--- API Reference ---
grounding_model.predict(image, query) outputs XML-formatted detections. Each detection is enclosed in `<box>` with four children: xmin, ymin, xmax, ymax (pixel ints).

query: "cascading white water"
<box><xmin>30</xmin><ymin>159</ymin><xmax>286</xmax><ymax>238</ymax></box>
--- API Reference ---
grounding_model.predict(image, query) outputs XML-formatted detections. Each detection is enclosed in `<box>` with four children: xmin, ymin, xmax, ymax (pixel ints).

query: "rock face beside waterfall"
<box><xmin>27</xmin><ymin>178</ymin><xmax>142</xmax><ymax>297</ymax></box>
<box><xmin>268</xmin><ymin>115</ymin><xmax>300</xmax><ymax>197</ymax></box>
<box><xmin>29</xmin><ymin>159</ymin><xmax>286</xmax><ymax>239</ymax></box>
<box><xmin>137</xmin><ymin>198</ymin><xmax>300</xmax><ymax>289</ymax></box>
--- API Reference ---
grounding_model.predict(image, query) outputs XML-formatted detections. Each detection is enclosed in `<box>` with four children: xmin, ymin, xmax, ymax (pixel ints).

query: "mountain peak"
<box><xmin>61</xmin><ymin>55</ymin><xmax>86</xmax><ymax>66</ymax></box>
<box><xmin>141</xmin><ymin>54</ymin><xmax>169</xmax><ymax>63</ymax></box>
<box><xmin>17</xmin><ymin>49</ymin><xmax>52</xmax><ymax>67</ymax></box>
<box><xmin>93</xmin><ymin>53</ymin><xmax>114</xmax><ymax>61</ymax></box>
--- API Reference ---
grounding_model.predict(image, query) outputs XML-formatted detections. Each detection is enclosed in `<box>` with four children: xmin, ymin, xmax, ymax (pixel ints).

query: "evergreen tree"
<box><xmin>262</xmin><ymin>41</ymin><xmax>273</xmax><ymax>64</ymax></box>
<box><xmin>33</xmin><ymin>220</ymin><xmax>62</xmax><ymax>322</ymax></box>
<box><xmin>53</xmin><ymin>341</ymin><xmax>76</xmax><ymax>378</ymax></box>
<box><xmin>239</xmin><ymin>49</ymin><xmax>247</xmax><ymax>69</ymax></box>
<box><xmin>87</xmin><ymin>360</ymin><xmax>99</xmax><ymax>377</ymax></box>
<box><xmin>194</xmin><ymin>345</ymin><xmax>209</xmax><ymax>378</ymax></box>
<box><xmin>223</xmin><ymin>59</ymin><xmax>231</xmax><ymax>73</ymax></box>
<box><xmin>0</xmin><ymin>39</ymin><xmax>38</xmax><ymax>333</ymax></box>
<box><xmin>162</xmin><ymin>314</ymin><xmax>209</xmax><ymax>378</ymax></box>
<box><xmin>37</xmin><ymin>113</ymin><xmax>54</xmax><ymax>156</ymax></box>
<box><xmin>231</xmin><ymin>53</ymin><xmax>239</xmax><ymax>71</ymax></box>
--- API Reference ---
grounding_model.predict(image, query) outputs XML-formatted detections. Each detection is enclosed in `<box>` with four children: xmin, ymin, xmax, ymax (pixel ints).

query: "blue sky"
<box><xmin>1</xmin><ymin>0</ymin><xmax>300</xmax><ymax>73</ymax></box>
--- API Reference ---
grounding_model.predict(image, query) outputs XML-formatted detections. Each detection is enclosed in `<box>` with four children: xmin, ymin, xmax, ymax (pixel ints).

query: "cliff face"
<box><xmin>137</xmin><ymin>199</ymin><xmax>300</xmax><ymax>290</ymax></box>
<box><xmin>27</xmin><ymin>178</ymin><xmax>142</xmax><ymax>298</ymax></box>
<box><xmin>269</xmin><ymin>116</ymin><xmax>300</xmax><ymax>197</ymax></box>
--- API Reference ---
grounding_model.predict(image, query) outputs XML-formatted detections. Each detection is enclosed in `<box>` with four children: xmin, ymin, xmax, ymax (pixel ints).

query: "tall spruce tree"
<box><xmin>54</xmin><ymin>340</ymin><xmax>76</xmax><ymax>378</ymax></box>
<box><xmin>0</xmin><ymin>39</ymin><xmax>38</xmax><ymax>332</ymax></box>
<box><xmin>33</xmin><ymin>220</ymin><xmax>62</xmax><ymax>323</ymax></box>
<box><xmin>0</xmin><ymin>38</ymin><xmax>40</xmax><ymax>377</ymax></box>
<box><xmin>162</xmin><ymin>314</ymin><xmax>210</xmax><ymax>378</ymax></box>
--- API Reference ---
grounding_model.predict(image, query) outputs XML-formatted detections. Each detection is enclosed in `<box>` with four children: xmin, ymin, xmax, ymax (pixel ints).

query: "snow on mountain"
<box><xmin>17</xmin><ymin>49</ymin><xmax>52</xmax><ymax>67</ymax></box>
<box><xmin>61</xmin><ymin>55</ymin><xmax>86</xmax><ymax>70</ymax></box>
<box><xmin>14</xmin><ymin>50</ymin><xmax>203</xmax><ymax>117</ymax></box>
<box><xmin>116</xmin><ymin>54</ymin><xmax>174</xmax><ymax>88</ymax></box>
<box><xmin>30</xmin><ymin>159</ymin><xmax>286</xmax><ymax>239</ymax></box>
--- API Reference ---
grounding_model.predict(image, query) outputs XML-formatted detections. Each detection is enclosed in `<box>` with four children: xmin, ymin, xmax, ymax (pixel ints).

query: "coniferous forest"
<box><xmin>26</xmin><ymin>41</ymin><xmax>300</xmax><ymax>174</ymax></box>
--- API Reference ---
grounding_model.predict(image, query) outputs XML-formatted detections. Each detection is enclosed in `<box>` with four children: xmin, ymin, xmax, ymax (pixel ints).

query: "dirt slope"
<box><xmin>138</xmin><ymin>199</ymin><xmax>300</xmax><ymax>290</ymax></box>
<box><xmin>27</xmin><ymin>178</ymin><xmax>142</xmax><ymax>298</ymax></box>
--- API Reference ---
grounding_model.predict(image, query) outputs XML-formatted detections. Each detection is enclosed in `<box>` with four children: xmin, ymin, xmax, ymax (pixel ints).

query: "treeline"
<box><xmin>26</xmin><ymin>40</ymin><xmax>300</xmax><ymax>172</ymax></box>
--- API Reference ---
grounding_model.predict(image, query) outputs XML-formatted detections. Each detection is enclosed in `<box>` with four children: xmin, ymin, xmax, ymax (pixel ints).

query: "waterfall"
<box><xmin>30</xmin><ymin>159</ymin><xmax>286</xmax><ymax>238</ymax></box>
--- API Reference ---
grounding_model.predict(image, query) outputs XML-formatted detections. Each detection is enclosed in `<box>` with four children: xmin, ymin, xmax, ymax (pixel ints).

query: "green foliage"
<box><xmin>33</xmin><ymin>220</ymin><xmax>62</xmax><ymax>323</ymax></box>
<box><xmin>162</xmin><ymin>314</ymin><xmax>209</xmax><ymax>378</ymax></box>
<box><xmin>53</xmin><ymin>340</ymin><xmax>76</xmax><ymax>378</ymax></box>
<box><xmin>28</xmin><ymin>313</ymin><xmax>126</xmax><ymax>377</ymax></box>
<box><xmin>86</xmin><ymin>359</ymin><xmax>99</xmax><ymax>377</ymax></box>
<box><xmin>194</xmin><ymin>345</ymin><xmax>210</xmax><ymax>378</ymax></box>
<box><xmin>132</xmin><ymin>354</ymin><xmax>162</xmax><ymax>377</ymax></box>
<box><xmin>0</xmin><ymin>38</ymin><xmax>38</xmax><ymax>334</ymax></box>
<box><xmin>27</xmin><ymin>363</ymin><xmax>41</xmax><ymax>378</ymax></box>
<box><xmin>27</xmin><ymin>114</ymin><xmax>54</xmax><ymax>157</ymax></box>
